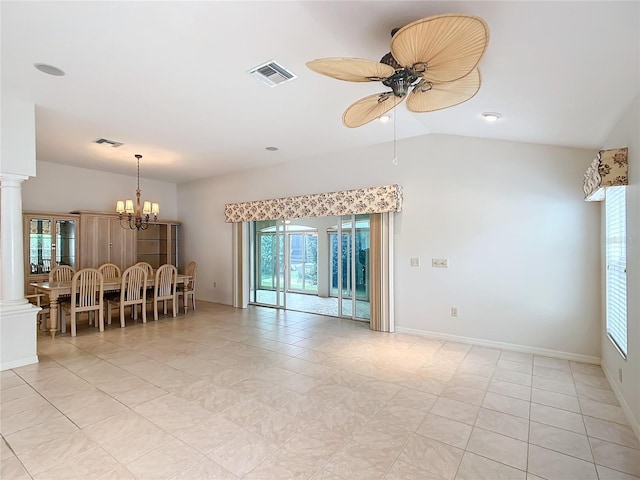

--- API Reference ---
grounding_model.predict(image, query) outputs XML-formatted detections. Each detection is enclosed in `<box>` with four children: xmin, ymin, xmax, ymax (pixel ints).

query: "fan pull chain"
<box><xmin>392</xmin><ymin>105</ymin><xmax>398</xmax><ymax>165</ymax></box>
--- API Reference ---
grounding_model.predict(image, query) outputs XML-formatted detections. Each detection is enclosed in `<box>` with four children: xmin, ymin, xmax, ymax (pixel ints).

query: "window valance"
<box><xmin>225</xmin><ymin>184</ymin><xmax>403</xmax><ymax>223</ymax></box>
<box><xmin>584</xmin><ymin>147</ymin><xmax>628</xmax><ymax>201</ymax></box>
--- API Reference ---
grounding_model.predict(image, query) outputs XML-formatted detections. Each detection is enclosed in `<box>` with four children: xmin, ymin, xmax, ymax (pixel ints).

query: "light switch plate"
<box><xmin>410</xmin><ymin>258</ymin><xmax>420</xmax><ymax>267</ymax></box>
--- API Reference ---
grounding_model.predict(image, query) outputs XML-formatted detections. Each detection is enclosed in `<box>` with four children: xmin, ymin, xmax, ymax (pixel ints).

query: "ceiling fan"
<box><xmin>306</xmin><ymin>14</ymin><xmax>490</xmax><ymax>128</ymax></box>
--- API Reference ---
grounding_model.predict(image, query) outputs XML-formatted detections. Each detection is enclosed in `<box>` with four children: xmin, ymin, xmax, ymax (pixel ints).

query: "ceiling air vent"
<box><xmin>93</xmin><ymin>138</ymin><xmax>123</xmax><ymax>148</ymax></box>
<box><xmin>249</xmin><ymin>60</ymin><xmax>297</xmax><ymax>87</ymax></box>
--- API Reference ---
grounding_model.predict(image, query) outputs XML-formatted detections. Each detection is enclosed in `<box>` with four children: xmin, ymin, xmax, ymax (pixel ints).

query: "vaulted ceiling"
<box><xmin>2</xmin><ymin>1</ymin><xmax>638</xmax><ymax>183</ymax></box>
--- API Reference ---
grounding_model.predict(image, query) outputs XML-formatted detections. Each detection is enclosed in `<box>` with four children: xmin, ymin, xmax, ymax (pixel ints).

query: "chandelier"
<box><xmin>115</xmin><ymin>154</ymin><xmax>159</xmax><ymax>230</ymax></box>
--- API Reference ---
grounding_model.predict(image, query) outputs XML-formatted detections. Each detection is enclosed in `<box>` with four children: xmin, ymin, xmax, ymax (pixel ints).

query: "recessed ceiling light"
<box><xmin>482</xmin><ymin>112</ymin><xmax>501</xmax><ymax>122</ymax></box>
<box><xmin>265</xmin><ymin>146</ymin><xmax>278</xmax><ymax>151</ymax></box>
<box><xmin>379</xmin><ymin>114</ymin><xmax>391</xmax><ymax>123</ymax></box>
<box><xmin>34</xmin><ymin>63</ymin><xmax>65</xmax><ymax>76</ymax></box>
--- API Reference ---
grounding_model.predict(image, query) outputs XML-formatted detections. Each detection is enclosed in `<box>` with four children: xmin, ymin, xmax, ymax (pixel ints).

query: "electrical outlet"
<box><xmin>410</xmin><ymin>258</ymin><xmax>420</xmax><ymax>267</ymax></box>
<box><xmin>432</xmin><ymin>258</ymin><xmax>449</xmax><ymax>268</ymax></box>
<box><xmin>451</xmin><ymin>307</ymin><xmax>458</xmax><ymax>317</ymax></box>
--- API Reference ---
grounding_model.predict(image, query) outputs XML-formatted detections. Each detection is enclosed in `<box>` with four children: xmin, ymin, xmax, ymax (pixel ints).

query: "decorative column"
<box><xmin>1</xmin><ymin>174</ymin><xmax>28</xmax><ymax>304</ymax></box>
<box><xmin>0</xmin><ymin>174</ymin><xmax>39</xmax><ymax>370</ymax></box>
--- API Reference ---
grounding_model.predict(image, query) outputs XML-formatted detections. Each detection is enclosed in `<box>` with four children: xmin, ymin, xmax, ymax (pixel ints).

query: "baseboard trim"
<box><xmin>601</xmin><ymin>362</ymin><xmax>640</xmax><ymax>442</ymax></box>
<box><xmin>395</xmin><ymin>326</ymin><xmax>601</xmax><ymax>364</ymax></box>
<box><xmin>0</xmin><ymin>355</ymin><xmax>39</xmax><ymax>372</ymax></box>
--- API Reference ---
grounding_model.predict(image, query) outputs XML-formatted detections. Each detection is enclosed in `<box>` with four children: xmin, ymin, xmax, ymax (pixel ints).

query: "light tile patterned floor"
<box><xmin>1</xmin><ymin>302</ymin><xmax>639</xmax><ymax>480</ymax></box>
<box><xmin>255</xmin><ymin>290</ymin><xmax>371</xmax><ymax>319</ymax></box>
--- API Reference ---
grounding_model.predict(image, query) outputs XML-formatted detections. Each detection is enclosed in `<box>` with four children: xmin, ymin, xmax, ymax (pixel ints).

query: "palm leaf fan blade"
<box><xmin>391</xmin><ymin>14</ymin><xmax>489</xmax><ymax>83</ymax></box>
<box><xmin>406</xmin><ymin>68</ymin><xmax>481</xmax><ymax>113</ymax></box>
<box><xmin>306</xmin><ymin>58</ymin><xmax>395</xmax><ymax>82</ymax></box>
<box><xmin>343</xmin><ymin>93</ymin><xmax>405</xmax><ymax>128</ymax></box>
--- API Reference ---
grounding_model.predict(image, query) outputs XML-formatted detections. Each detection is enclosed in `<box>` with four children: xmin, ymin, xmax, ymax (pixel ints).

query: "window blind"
<box><xmin>605</xmin><ymin>186</ymin><xmax>627</xmax><ymax>357</ymax></box>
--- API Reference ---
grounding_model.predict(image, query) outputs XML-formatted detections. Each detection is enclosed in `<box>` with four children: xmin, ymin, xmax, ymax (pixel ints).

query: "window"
<box><xmin>605</xmin><ymin>186</ymin><xmax>627</xmax><ymax>358</ymax></box>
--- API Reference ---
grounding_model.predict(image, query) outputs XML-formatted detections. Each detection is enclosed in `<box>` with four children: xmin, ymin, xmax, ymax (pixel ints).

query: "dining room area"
<box><xmin>23</xmin><ymin>209</ymin><xmax>198</xmax><ymax>339</ymax></box>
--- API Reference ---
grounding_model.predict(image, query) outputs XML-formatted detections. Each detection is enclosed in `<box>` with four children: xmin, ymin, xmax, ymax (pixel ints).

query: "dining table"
<box><xmin>31</xmin><ymin>274</ymin><xmax>192</xmax><ymax>337</ymax></box>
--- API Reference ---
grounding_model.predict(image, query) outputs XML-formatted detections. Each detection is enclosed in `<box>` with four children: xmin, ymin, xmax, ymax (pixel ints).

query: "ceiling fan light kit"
<box><xmin>307</xmin><ymin>13</ymin><xmax>490</xmax><ymax>128</ymax></box>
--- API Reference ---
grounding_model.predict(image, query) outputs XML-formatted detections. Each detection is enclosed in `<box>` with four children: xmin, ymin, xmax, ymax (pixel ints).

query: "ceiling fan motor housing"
<box><xmin>380</xmin><ymin>52</ymin><xmax>402</xmax><ymax>70</ymax></box>
<box><xmin>383</xmin><ymin>69</ymin><xmax>419</xmax><ymax>97</ymax></box>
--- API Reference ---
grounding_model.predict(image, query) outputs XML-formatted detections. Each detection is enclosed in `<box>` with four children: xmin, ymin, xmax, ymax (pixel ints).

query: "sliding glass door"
<box><xmin>250</xmin><ymin>215</ymin><xmax>370</xmax><ymax>321</ymax></box>
<box><xmin>251</xmin><ymin>219</ymin><xmax>286</xmax><ymax>308</ymax></box>
<box><xmin>288</xmin><ymin>230</ymin><xmax>318</xmax><ymax>294</ymax></box>
<box><xmin>329</xmin><ymin>214</ymin><xmax>370</xmax><ymax>320</ymax></box>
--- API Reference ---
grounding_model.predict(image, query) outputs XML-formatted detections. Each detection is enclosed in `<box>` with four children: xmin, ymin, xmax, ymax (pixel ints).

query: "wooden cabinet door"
<box><xmin>109</xmin><ymin>217</ymin><xmax>136</xmax><ymax>269</ymax></box>
<box><xmin>80</xmin><ymin>215</ymin><xmax>111</xmax><ymax>268</ymax></box>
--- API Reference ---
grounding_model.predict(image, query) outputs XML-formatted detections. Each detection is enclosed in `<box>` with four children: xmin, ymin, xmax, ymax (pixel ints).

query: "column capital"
<box><xmin>0</xmin><ymin>173</ymin><xmax>29</xmax><ymax>185</ymax></box>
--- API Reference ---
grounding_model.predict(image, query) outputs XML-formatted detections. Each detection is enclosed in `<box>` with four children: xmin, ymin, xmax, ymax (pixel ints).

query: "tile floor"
<box><xmin>1</xmin><ymin>302</ymin><xmax>639</xmax><ymax>480</ymax></box>
<box><xmin>255</xmin><ymin>290</ymin><xmax>371</xmax><ymax>319</ymax></box>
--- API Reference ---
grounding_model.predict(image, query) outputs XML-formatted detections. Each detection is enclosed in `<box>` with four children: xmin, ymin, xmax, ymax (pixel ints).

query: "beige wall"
<box><xmin>22</xmin><ymin>161</ymin><xmax>178</xmax><ymax>219</ymax></box>
<box><xmin>178</xmin><ymin>133</ymin><xmax>601</xmax><ymax>360</ymax></box>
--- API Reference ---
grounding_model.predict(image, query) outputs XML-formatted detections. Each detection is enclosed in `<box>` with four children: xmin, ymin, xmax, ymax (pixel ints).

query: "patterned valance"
<box><xmin>584</xmin><ymin>147</ymin><xmax>628</xmax><ymax>201</ymax></box>
<box><xmin>225</xmin><ymin>184</ymin><xmax>403</xmax><ymax>223</ymax></box>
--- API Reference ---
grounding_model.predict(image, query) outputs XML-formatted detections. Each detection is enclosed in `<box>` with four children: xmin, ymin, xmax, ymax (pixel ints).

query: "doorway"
<box><xmin>249</xmin><ymin>215</ymin><xmax>371</xmax><ymax>321</ymax></box>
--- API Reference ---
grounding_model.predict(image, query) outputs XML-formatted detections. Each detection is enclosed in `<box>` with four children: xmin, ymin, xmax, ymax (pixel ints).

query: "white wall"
<box><xmin>178</xmin><ymin>133</ymin><xmax>601</xmax><ymax>359</ymax></box>
<box><xmin>22</xmin><ymin>161</ymin><xmax>178</xmax><ymax>219</ymax></box>
<box><xmin>600</xmin><ymin>94</ymin><xmax>639</xmax><ymax>435</ymax></box>
<box><xmin>0</xmin><ymin>97</ymin><xmax>36</xmax><ymax>177</ymax></box>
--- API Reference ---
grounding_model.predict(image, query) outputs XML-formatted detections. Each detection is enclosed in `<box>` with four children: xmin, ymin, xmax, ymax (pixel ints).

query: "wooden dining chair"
<box><xmin>98</xmin><ymin>263</ymin><xmax>122</xmax><ymax>321</ymax></box>
<box><xmin>49</xmin><ymin>265</ymin><xmax>75</xmax><ymax>282</ymax></box>
<box><xmin>98</xmin><ymin>263</ymin><xmax>121</xmax><ymax>279</ymax></box>
<box><xmin>25</xmin><ymin>293</ymin><xmax>51</xmax><ymax>331</ymax></box>
<box><xmin>107</xmin><ymin>265</ymin><xmax>147</xmax><ymax>327</ymax></box>
<box><xmin>49</xmin><ymin>265</ymin><xmax>75</xmax><ymax>333</ymax></box>
<box><xmin>153</xmin><ymin>264</ymin><xmax>177</xmax><ymax>321</ymax></box>
<box><xmin>61</xmin><ymin>268</ymin><xmax>104</xmax><ymax>337</ymax></box>
<box><xmin>134</xmin><ymin>262</ymin><xmax>154</xmax><ymax>277</ymax></box>
<box><xmin>135</xmin><ymin>261</ymin><xmax>155</xmax><ymax>300</ymax></box>
<box><xmin>177</xmin><ymin>261</ymin><xmax>197</xmax><ymax>313</ymax></box>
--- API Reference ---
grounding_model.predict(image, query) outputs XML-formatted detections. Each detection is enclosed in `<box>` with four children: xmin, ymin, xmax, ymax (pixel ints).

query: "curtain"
<box><xmin>369</xmin><ymin>212</ymin><xmax>394</xmax><ymax>332</ymax></box>
<box><xmin>232</xmin><ymin>222</ymin><xmax>248</xmax><ymax>308</ymax></box>
<box><xmin>225</xmin><ymin>184</ymin><xmax>402</xmax><ymax>223</ymax></box>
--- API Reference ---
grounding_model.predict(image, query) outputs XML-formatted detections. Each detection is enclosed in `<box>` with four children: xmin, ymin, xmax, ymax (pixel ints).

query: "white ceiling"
<box><xmin>2</xmin><ymin>1</ymin><xmax>639</xmax><ymax>184</ymax></box>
